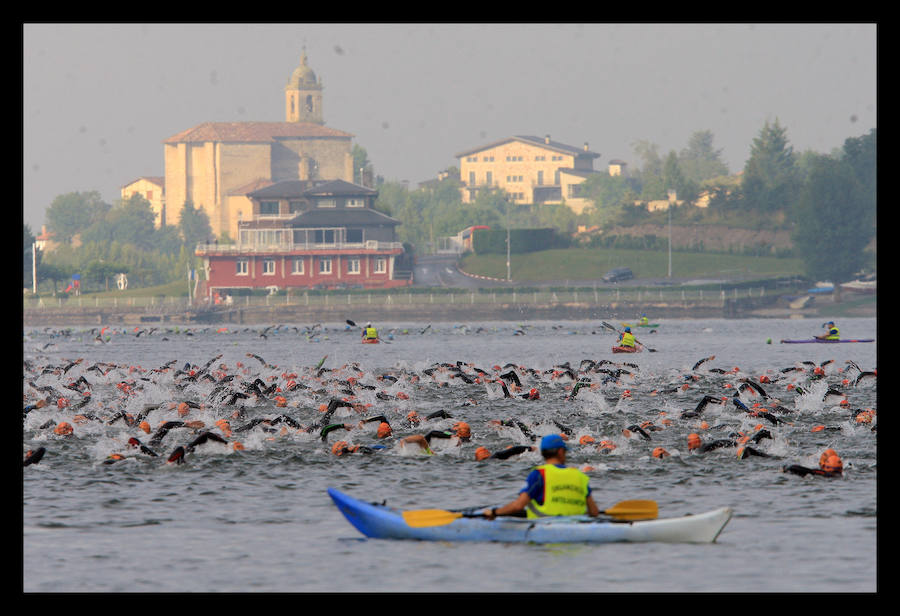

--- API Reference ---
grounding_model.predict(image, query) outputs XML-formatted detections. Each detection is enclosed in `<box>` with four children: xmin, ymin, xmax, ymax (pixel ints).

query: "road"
<box><xmin>412</xmin><ymin>254</ymin><xmax>495</xmax><ymax>289</ymax></box>
<box><xmin>412</xmin><ymin>253</ymin><xmax>692</xmax><ymax>289</ymax></box>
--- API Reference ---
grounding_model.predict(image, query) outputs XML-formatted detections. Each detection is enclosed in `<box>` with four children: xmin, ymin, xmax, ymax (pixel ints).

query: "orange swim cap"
<box><xmin>54</xmin><ymin>422</ymin><xmax>73</xmax><ymax>436</ymax></box>
<box><xmin>57</xmin><ymin>397</ymin><xmax>69</xmax><ymax>409</ymax></box>
<box><xmin>528</xmin><ymin>388</ymin><xmax>540</xmax><ymax>400</ymax></box>
<box><xmin>396</xmin><ymin>392</ymin><xmax>410</xmax><ymax>400</ymax></box>
<box><xmin>453</xmin><ymin>422</ymin><xmax>471</xmax><ymax>438</ymax></box>
<box><xmin>819</xmin><ymin>449</ymin><xmax>843</xmax><ymax>473</ymax></box>
<box><xmin>332</xmin><ymin>440</ymin><xmax>349</xmax><ymax>456</ymax></box>
<box><xmin>376</xmin><ymin>422</ymin><xmax>392</xmax><ymax>438</ymax></box>
<box><xmin>811</xmin><ymin>425</ymin><xmax>826</xmax><ymax>432</ymax></box>
<box><xmin>699</xmin><ymin>421</ymin><xmax>709</xmax><ymax>430</ymax></box>
<box><xmin>232</xmin><ymin>442</ymin><xmax>245</xmax><ymax>451</ymax></box>
<box><xmin>652</xmin><ymin>447</ymin><xmax>670</xmax><ymax>458</ymax></box>
<box><xmin>597</xmin><ymin>440</ymin><xmax>617</xmax><ymax>452</ymax></box>
<box><xmin>855</xmin><ymin>409</ymin><xmax>875</xmax><ymax>424</ymax></box>
<box><xmin>579</xmin><ymin>435</ymin><xmax>595</xmax><ymax>445</ymax></box>
<box><xmin>139</xmin><ymin>421</ymin><xmax>151</xmax><ymax>434</ymax></box>
<box><xmin>275</xmin><ymin>396</ymin><xmax>287</xmax><ymax>407</ymax></box>
<box><xmin>406</xmin><ymin>411</ymin><xmax>420</xmax><ymax>424</ymax></box>
<box><xmin>687</xmin><ymin>433</ymin><xmax>702</xmax><ymax>450</ymax></box>
<box><xmin>177</xmin><ymin>402</ymin><xmax>190</xmax><ymax>417</ymax></box>
<box><xmin>474</xmin><ymin>447</ymin><xmax>491</xmax><ymax>461</ymax></box>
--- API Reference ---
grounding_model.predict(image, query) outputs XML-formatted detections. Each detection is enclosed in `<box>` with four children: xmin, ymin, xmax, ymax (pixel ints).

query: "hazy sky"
<box><xmin>23</xmin><ymin>23</ymin><xmax>877</xmax><ymax>231</ymax></box>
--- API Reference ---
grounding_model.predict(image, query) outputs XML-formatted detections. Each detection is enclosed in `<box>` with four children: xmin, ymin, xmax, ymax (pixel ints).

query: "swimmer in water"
<box><xmin>783</xmin><ymin>448</ymin><xmax>844</xmax><ymax>477</ymax></box>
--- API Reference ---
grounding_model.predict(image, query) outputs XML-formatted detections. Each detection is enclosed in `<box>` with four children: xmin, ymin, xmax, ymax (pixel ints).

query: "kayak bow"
<box><xmin>327</xmin><ymin>488</ymin><xmax>732</xmax><ymax>544</ymax></box>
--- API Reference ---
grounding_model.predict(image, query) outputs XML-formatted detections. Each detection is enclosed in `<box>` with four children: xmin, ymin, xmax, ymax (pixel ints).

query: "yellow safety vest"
<box><xmin>621</xmin><ymin>332</ymin><xmax>636</xmax><ymax>347</ymax></box>
<box><xmin>365</xmin><ymin>327</ymin><xmax>378</xmax><ymax>339</ymax></box>
<box><xmin>526</xmin><ymin>464</ymin><xmax>590</xmax><ymax>518</ymax></box>
<box><xmin>826</xmin><ymin>326</ymin><xmax>839</xmax><ymax>340</ymax></box>
<box><xmin>640</xmin><ymin>317</ymin><xmax>649</xmax><ymax>325</ymax></box>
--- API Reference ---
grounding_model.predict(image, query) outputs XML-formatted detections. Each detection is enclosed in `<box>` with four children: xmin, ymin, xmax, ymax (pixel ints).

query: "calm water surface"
<box><xmin>23</xmin><ymin>318</ymin><xmax>877</xmax><ymax>592</ymax></box>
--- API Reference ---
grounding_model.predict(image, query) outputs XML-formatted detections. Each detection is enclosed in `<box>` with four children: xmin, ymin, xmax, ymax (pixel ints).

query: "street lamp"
<box><xmin>506</xmin><ymin>196</ymin><xmax>511</xmax><ymax>282</ymax></box>
<box><xmin>667</xmin><ymin>189</ymin><xmax>677</xmax><ymax>278</ymax></box>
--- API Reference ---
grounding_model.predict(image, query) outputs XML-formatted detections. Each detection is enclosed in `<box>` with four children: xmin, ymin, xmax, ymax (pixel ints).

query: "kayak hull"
<box><xmin>780</xmin><ymin>339</ymin><xmax>874</xmax><ymax>344</ymax></box>
<box><xmin>612</xmin><ymin>345</ymin><xmax>641</xmax><ymax>353</ymax></box>
<box><xmin>361</xmin><ymin>338</ymin><xmax>380</xmax><ymax>344</ymax></box>
<box><xmin>621</xmin><ymin>323</ymin><xmax>659</xmax><ymax>328</ymax></box>
<box><xmin>327</xmin><ymin>488</ymin><xmax>732</xmax><ymax>544</ymax></box>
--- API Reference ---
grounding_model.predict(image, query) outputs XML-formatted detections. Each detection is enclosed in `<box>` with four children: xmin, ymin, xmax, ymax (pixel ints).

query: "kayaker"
<box><xmin>815</xmin><ymin>321</ymin><xmax>840</xmax><ymax>341</ymax></box>
<box><xmin>617</xmin><ymin>327</ymin><xmax>637</xmax><ymax>349</ymax></box>
<box><xmin>482</xmin><ymin>434</ymin><xmax>600</xmax><ymax>519</ymax></box>
<box><xmin>362</xmin><ymin>322</ymin><xmax>379</xmax><ymax>342</ymax></box>
<box><xmin>639</xmin><ymin>314</ymin><xmax>650</xmax><ymax>326</ymax></box>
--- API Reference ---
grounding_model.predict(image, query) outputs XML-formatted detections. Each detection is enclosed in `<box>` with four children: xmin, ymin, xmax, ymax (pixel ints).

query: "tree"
<box><xmin>678</xmin><ymin>130</ymin><xmax>729</xmax><ymax>183</ymax></box>
<box><xmin>352</xmin><ymin>144</ymin><xmax>373</xmax><ymax>185</ymax></box>
<box><xmin>792</xmin><ymin>155</ymin><xmax>872</xmax><ymax>283</ymax></box>
<box><xmin>178</xmin><ymin>202</ymin><xmax>213</xmax><ymax>249</ymax></box>
<box><xmin>45</xmin><ymin>191</ymin><xmax>111</xmax><ymax>243</ymax></box>
<box><xmin>24</xmin><ymin>224</ymin><xmax>39</xmax><ymax>287</ymax></box>
<box><xmin>37</xmin><ymin>262</ymin><xmax>73</xmax><ymax>295</ymax></box>
<box><xmin>741</xmin><ymin>119</ymin><xmax>798</xmax><ymax>213</ymax></box>
<box><xmin>663</xmin><ymin>151</ymin><xmax>699</xmax><ymax>205</ymax></box>
<box><xmin>81</xmin><ymin>194</ymin><xmax>157</xmax><ymax>250</ymax></box>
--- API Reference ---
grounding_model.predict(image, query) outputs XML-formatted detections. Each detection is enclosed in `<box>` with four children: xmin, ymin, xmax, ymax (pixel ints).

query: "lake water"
<box><xmin>23</xmin><ymin>317</ymin><xmax>877</xmax><ymax>592</ymax></box>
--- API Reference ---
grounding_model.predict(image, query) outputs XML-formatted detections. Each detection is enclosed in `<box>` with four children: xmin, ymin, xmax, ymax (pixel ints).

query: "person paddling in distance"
<box><xmin>639</xmin><ymin>313</ymin><xmax>650</xmax><ymax>326</ymax></box>
<box><xmin>482</xmin><ymin>434</ymin><xmax>600</xmax><ymax>519</ymax></box>
<box><xmin>362</xmin><ymin>322</ymin><xmax>379</xmax><ymax>342</ymax></box>
<box><xmin>617</xmin><ymin>327</ymin><xmax>638</xmax><ymax>350</ymax></box>
<box><xmin>815</xmin><ymin>321</ymin><xmax>840</xmax><ymax>341</ymax></box>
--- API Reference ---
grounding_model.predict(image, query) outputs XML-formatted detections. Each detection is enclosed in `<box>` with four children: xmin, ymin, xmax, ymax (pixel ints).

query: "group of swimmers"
<box><xmin>24</xmin><ymin>331</ymin><xmax>875</xmax><ymax>483</ymax></box>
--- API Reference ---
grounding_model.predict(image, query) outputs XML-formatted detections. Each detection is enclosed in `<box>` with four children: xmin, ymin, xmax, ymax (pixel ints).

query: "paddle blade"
<box><xmin>346</xmin><ymin>319</ymin><xmax>357</xmax><ymax>327</ymax></box>
<box><xmin>603</xmin><ymin>499</ymin><xmax>658</xmax><ymax>521</ymax></box>
<box><xmin>402</xmin><ymin>509</ymin><xmax>465</xmax><ymax>528</ymax></box>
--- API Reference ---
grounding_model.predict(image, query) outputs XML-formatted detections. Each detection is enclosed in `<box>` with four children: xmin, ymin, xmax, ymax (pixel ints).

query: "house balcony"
<box><xmin>195</xmin><ymin>240</ymin><xmax>404</xmax><ymax>256</ymax></box>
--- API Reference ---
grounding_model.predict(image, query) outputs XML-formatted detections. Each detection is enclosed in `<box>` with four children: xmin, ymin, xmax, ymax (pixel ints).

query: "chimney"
<box><xmin>545</xmin><ymin>134</ymin><xmax>550</xmax><ymax>144</ymax></box>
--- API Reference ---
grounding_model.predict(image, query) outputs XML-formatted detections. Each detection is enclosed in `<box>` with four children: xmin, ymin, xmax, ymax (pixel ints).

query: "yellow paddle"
<box><xmin>402</xmin><ymin>500</ymin><xmax>659</xmax><ymax>528</ymax></box>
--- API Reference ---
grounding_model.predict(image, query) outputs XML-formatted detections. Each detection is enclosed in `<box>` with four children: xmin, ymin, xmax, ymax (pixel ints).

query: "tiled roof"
<box><xmin>121</xmin><ymin>176</ymin><xmax>164</xmax><ymax>189</ymax></box>
<box><xmin>289</xmin><ymin>207</ymin><xmax>400</xmax><ymax>227</ymax></box>
<box><xmin>228</xmin><ymin>178</ymin><xmax>275</xmax><ymax>196</ymax></box>
<box><xmin>247</xmin><ymin>179</ymin><xmax>376</xmax><ymax>199</ymax></box>
<box><xmin>558</xmin><ymin>168</ymin><xmax>602</xmax><ymax>178</ymax></box>
<box><xmin>163</xmin><ymin>121</ymin><xmax>354</xmax><ymax>144</ymax></box>
<box><xmin>456</xmin><ymin>135</ymin><xmax>600</xmax><ymax>159</ymax></box>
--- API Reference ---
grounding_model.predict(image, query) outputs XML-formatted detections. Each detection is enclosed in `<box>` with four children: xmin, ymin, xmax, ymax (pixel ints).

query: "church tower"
<box><xmin>285</xmin><ymin>50</ymin><xmax>324</xmax><ymax>124</ymax></box>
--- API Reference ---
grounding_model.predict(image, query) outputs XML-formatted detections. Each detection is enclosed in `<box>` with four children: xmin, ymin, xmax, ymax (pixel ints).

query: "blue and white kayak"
<box><xmin>327</xmin><ymin>488</ymin><xmax>733</xmax><ymax>544</ymax></box>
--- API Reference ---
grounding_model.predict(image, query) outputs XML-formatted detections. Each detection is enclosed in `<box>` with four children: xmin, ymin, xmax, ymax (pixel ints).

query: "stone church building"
<box><xmin>162</xmin><ymin>51</ymin><xmax>356</xmax><ymax>239</ymax></box>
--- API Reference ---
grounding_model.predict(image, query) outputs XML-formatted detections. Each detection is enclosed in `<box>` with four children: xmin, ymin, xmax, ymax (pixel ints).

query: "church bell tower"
<box><xmin>285</xmin><ymin>49</ymin><xmax>324</xmax><ymax>124</ymax></box>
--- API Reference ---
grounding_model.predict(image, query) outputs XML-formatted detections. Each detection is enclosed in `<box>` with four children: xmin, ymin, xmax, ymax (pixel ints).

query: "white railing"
<box><xmin>24</xmin><ymin>287</ymin><xmax>783</xmax><ymax>311</ymax></box>
<box><xmin>195</xmin><ymin>241</ymin><xmax>404</xmax><ymax>254</ymax></box>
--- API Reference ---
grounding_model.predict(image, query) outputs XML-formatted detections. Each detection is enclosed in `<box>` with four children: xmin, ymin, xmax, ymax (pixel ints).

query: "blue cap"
<box><xmin>540</xmin><ymin>434</ymin><xmax>567</xmax><ymax>451</ymax></box>
<box><xmin>624</xmin><ymin>327</ymin><xmax>631</xmax><ymax>332</ymax></box>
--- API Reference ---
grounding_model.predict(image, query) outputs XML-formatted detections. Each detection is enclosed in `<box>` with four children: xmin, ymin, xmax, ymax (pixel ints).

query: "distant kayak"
<box><xmin>780</xmin><ymin>339</ymin><xmax>874</xmax><ymax>344</ymax></box>
<box><xmin>361</xmin><ymin>338</ymin><xmax>380</xmax><ymax>344</ymax></box>
<box><xmin>621</xmin><ymin>323</ymin><xmax>659</xmax><ymax>328</ymax></box>
<box><xmin>612</xmin><ymin>345</ymin><xmax>642</xmax><ymax>353</ymax></box>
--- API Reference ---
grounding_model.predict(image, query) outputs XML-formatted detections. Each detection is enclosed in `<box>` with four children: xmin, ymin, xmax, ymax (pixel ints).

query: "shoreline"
<box><xmin>23</xmin><ymin>295</ymin><xmax>875</xmax><ymax>327</ymax></box>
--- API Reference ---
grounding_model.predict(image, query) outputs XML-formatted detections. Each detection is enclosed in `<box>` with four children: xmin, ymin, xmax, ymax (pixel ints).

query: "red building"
<box><xmin>195</xmin><ymin>179</ymin><xmax>412</xmax><ymax>300</ymax></box>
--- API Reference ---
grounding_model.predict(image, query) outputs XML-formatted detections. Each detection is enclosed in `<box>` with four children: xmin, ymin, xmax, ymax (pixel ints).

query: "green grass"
<box><xmin>460</xmin><ymin>247</ymin><xmax>805</xmax><ymax>282</ymax></box>
<box><xmin>77</xmin><ymin>280</ymin><xmax>190</xmax><ymax>298</ymax></box>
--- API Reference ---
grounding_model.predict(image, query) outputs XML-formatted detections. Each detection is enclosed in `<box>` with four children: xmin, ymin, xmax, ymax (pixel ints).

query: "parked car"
<box><xmin>602</xmin><ymin>267</ymin><xmax>633</xmax><ymax>283</ymax></box>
